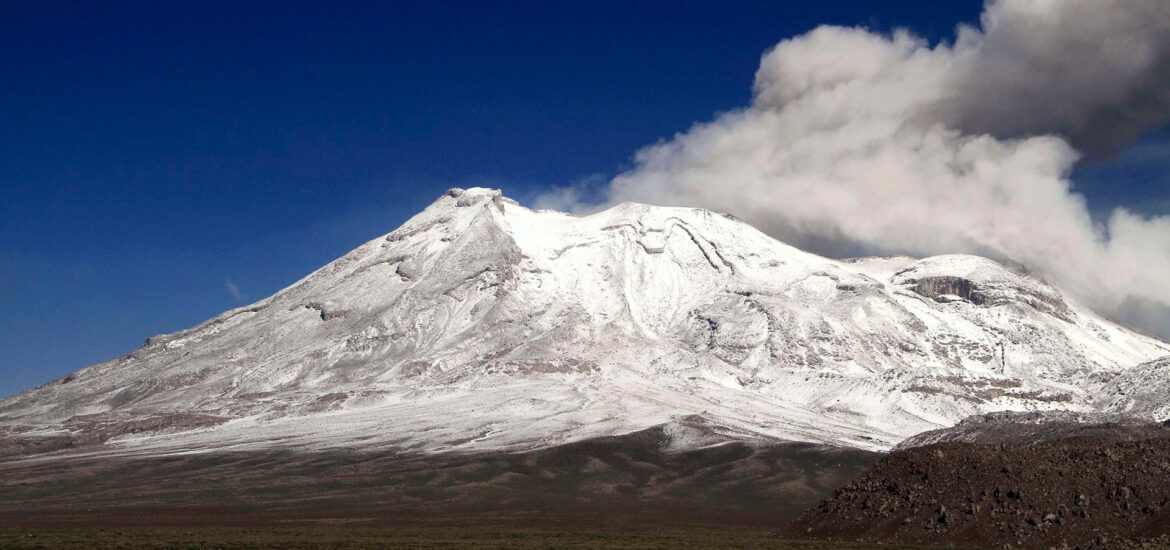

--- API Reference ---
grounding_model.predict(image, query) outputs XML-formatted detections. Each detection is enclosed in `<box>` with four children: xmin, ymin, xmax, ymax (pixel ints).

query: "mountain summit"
<box><xmin>2</xmin><ymin>188</ymin><xmax>1168</xmax><ymax>455</ymax></box>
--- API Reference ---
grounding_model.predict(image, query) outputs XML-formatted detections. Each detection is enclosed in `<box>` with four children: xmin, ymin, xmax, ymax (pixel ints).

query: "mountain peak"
<box><xmin>442</xmin><ymin>187</ymin><xmax>507</xmax><ymax>210</ymax></box>
<box><xmin>1</xmin><ymin>191</ymin><xmax>1168</xmax><ymax>457</ymax></box>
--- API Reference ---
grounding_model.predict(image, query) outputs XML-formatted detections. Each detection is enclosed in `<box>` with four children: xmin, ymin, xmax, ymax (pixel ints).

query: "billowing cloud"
<box><xmin>546</xmin><ymin>0</ymin><xmax>1170</xmax><ymax>338</ymax></box>
<box><xmin>943</xmin><ymin>0</ymin><xmax>1170</xmax><ymax>160</ymax></box>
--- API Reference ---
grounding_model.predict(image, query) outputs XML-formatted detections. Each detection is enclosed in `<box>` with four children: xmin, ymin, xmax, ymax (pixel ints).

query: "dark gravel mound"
<box><xmin>792</xmin><ymin>435</ymin><xmax>1170</xmax><ymax>549</ymax></box>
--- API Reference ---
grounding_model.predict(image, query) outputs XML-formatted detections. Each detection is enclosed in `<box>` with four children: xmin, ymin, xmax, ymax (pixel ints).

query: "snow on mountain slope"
<box><xmin>1</xmin><ymin>187</ymin><xmax>1167</xmax><ymax>454</ymax></box>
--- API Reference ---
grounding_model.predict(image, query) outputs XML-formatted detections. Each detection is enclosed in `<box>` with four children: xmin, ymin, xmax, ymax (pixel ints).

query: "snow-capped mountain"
<box><xmin>2</xmin><ymin>188</ymin><xmax>1168</xmax><ymax>455</ymax></box>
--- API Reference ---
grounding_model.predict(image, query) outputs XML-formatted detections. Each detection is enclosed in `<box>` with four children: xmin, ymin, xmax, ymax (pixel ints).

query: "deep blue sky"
<box><xmin>2</xmin><ymin>1</ymin><xmax>1167</xmax><ymax>398</ymax></box>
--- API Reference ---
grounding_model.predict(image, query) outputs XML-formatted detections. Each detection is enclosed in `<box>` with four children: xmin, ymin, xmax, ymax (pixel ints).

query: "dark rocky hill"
<box><xmin>792</xmin><ymin>416</ymin><xmax>1170</xmax><ymax>549</ymax></box>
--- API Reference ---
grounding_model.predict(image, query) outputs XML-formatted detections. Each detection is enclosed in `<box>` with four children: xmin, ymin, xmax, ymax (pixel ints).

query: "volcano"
<box><xmin>2</xmin><ymin>188</ymin><xmax>1167</xmax><ymax>459</ymax></box>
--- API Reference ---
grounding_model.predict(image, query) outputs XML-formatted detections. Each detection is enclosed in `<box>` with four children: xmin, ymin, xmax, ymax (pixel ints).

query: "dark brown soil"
<box><xmin>0</xmin><ymin>524</ymin><xmax>941</xmax><ymax>549</ymax></box>
<box><xmin>0</xmin><ymin>425</ymin><xmax>878</xmax><ymax>530</ymax></box>
<box><xmin>791</xmin><ymin>436</ymin><xmax>1170</xmax><ymax>549</ymax></box>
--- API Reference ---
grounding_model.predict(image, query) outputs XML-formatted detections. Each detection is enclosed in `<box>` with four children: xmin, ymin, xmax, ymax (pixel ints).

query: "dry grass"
<box><xmin>0</xmin><ymin>525</ymin><xmax>953</xmax><ymax>549</ymax></box>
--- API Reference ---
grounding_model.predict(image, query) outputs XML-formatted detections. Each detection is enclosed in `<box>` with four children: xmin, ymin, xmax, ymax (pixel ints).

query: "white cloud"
<box><xmin>541</xmin><ymin>0</ymin><xmax>1170</xmax><ymax>339</ymax></box>
<box><xmin>225</xmin><ymin>278</ymin><xmax>244</xmax><ymax>301</ymax></box>
<box><xmin>530</xmin><ymin>173</ymin><xmax>610</xmax><ymax>213</ymax></box>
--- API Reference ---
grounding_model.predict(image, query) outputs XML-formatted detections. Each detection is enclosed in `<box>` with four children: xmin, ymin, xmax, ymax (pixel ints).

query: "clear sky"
<box><xmin>3</xmin><ymin>1</ymin><xmax>1168</xmax><ymax>398</ymax></box>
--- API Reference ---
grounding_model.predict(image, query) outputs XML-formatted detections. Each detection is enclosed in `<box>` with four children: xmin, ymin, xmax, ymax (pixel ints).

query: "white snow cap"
<box><xmin>1</xmin><ymin>188</ymin><xmax>1167</xmax><ymax>456</ymax></box>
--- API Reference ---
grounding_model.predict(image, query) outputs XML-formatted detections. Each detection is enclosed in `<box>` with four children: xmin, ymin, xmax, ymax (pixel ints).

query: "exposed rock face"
<box><xmin>891</xmin><ymin>256</ymin><xmax>1074</xmax><ymax>321</ymax></box>
<box><xmin>0</xmin><ymin>188</ymin><xmax>1167</xmax><ymax>458</ymax></box>
<box><xmin>910</xmin><ymin>276</ymin><xmax>986</xmax><ymax>305</ymax></box>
